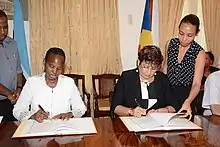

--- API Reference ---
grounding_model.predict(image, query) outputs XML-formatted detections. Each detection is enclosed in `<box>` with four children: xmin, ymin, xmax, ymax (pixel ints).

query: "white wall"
<box><xmin>181</xmin><ymin>0</ymin><xmax>207</xmax><ymax>50</ymax></box>
<box><xmin>8</xmin><ymin>20</ymin><xmax>31</xmax><ymax>67</ymax></box>
<box><xmin>152</xmin><ymin>0</ymin><xmax>159</xmax><ymax>46</ymax></box>
<box><xmin>117</xmin><ymin>0</ymin><xmax>145</xmax><ymax>71</ymax></box>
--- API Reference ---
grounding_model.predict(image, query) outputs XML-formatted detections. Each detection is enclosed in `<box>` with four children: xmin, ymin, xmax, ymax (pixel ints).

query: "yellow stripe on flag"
<box><xmin>139</xmin><ymin>29</ymin><xmax>153</xmax><ymax>50</ymax></box>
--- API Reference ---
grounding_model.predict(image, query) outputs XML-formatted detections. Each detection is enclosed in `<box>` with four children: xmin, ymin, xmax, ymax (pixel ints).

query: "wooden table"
<box><xmin>0</xmin><ymin>115</ymin><xmax>220</xmax><ymax>147</ymax></box>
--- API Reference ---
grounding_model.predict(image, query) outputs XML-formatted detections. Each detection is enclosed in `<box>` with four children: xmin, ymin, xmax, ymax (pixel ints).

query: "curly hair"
<box><xmin>138</xmin><ymin>45</ymin><xmax>163</xmax><ymax>66</ymax></box>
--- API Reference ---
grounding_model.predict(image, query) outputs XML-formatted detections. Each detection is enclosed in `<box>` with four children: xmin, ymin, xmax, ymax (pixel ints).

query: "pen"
<box><xmin>38</xmin><ymin>105</ymin><xmax>46</xmax><ymax>113</ymax></box>
<box><xmin>135</xmin><ymin>98</ymin><xmax>141</xmax><ymax>107</ymax></box>
<box><xmin>135</xmin><ymin>98</ymin><xmax>148</xmax><ymax>115</ymax></box>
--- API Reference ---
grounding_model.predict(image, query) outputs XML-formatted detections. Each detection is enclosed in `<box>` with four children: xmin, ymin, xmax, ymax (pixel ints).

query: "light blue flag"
<box><xmin>14</xmin><ymin>0</ymin><xmax>31</xmax><ymax>77</ymax></box>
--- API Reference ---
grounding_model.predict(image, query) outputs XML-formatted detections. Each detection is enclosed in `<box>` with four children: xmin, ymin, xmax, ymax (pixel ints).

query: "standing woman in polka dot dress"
<box><xmin>163</xmin><ymin>14</ymin><xmax>205</xmax><ymax>120</ymax></box>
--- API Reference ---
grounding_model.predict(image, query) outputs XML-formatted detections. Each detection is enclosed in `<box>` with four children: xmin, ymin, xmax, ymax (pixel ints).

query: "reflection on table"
<box><xmin>0</xmin><ymin>115</ymin><xmax>220</xmax><ymax>147</ymax></box>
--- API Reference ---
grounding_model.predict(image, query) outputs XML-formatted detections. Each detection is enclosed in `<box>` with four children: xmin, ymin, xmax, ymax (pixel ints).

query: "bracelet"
<box><xmin>17</xmin><ymin>86</ymin><xmax>22</xmax><ymax>89</ymax></box>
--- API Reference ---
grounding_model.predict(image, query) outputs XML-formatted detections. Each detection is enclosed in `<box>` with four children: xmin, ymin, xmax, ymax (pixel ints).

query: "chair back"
<box><xmin>65</xmin><ymin>74</ymin><xmax>85</xmax><ymax>100</ymax></box>
<box><xmin>92</xmin><ymin>74</ymin><xmax>119</xmax><ymax>99</ymax></box>
<box><xmin>92</xmin><ymin>74</ymin><xmax>120</xmax><ymax>117</ymax></box>
<box><xmin>64</xmin><ymin>74</ymin><xmax>91</xmax><ymax>116</ymax></box>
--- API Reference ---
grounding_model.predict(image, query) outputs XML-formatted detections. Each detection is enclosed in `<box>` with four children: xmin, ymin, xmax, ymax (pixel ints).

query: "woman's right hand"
<box><xmin>31</xmin><ymin>110</ymin><xmax>49</xmax><ymax>123</ymax></box>
<box><xmin>129</xmin><ymin>106</ymin><xmax>147</xmax><ymax>117</ymax></box>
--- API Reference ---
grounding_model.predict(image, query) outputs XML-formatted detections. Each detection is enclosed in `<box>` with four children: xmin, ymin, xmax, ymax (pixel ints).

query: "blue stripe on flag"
<box><xmin>14</xmin><ymin>0</ymin><xmax>31</xmax><ymax>77</ymax></box>
<box><xmin>141</xmin><ymin>0</ymin><xmax>151</xmax><ymax>31</ymax></box>
<box><xmin>139</xmin><ymin>0</ymin><xmax>152</xmax><ymax>51</ymax></box>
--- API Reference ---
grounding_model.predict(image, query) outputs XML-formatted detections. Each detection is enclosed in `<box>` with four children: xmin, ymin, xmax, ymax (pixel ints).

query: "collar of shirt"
<box><xmin>41</xmin><ymin>72</ymin><xmax>63</xmax><ymax>91</ymax></box>
<box><xmin>0</xmin><ymin>36</ymin><xmax>13</xmax><ymax>47</ymax></box>
<box><xmin>140</xmin><ymin>81</ymin><xmax>149</xmax><ymax>100</ymax></box>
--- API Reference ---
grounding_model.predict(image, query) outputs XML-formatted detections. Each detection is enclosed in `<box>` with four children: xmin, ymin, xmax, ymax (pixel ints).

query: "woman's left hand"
<box><xmin>178</xmin><ymin>99</ymin><xmax>192</xmax><ymax>121</ymax></box>
<box><xmin>147</xmin><ymin>109</ymin><xmax>156</xmax><ymax>115</ymax></box>
<box><xmin>154</xmin><ymin>108</ymin><xmax>169</xmax><ymax>113</ymax></box>
<box><xmin>52</xmin><ymin>112</ymin><xmax>73</xmax><ymax>120</ymax></box>
<box><xmin>147</xmin><ymin>108</ymin><xmax>168</xmax><ymax>115</ymax></box>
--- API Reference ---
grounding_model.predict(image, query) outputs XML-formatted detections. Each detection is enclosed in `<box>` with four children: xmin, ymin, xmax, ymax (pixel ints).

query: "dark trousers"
<box><xmin>0</xmin><ymin>99</ymin><xmax>17</xmax><ymax>122</ymax></box>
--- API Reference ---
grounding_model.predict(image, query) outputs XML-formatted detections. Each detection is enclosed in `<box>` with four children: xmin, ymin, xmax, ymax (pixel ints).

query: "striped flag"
<box><xmin>13</xmin><ymin>0</ymin><xmax>31</xmax><ymax>77</ymax></box>
<box><xmin>138</xmin><ymin>0</ymin><xmax>153</xmax><ymax>51</ymax></box>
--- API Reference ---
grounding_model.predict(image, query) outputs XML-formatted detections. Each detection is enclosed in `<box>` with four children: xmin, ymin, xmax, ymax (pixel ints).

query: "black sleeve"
<box><xmin>110</xmin><ymin>72</ymin><xmax>125</xmax><ymax>114</ymax></box>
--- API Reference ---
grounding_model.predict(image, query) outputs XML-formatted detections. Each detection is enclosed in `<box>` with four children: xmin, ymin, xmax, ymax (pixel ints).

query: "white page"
<box><xmin>0</xmin><ymin>116</ymin><xmax>3</xmax><ymax>122</ymax></box>
<box><xmin>147</xmin><ymin>117</ymin><xmax>202</xmax><ymax>131</ymax></box>
<box><xmin>130</xmin><ymin>117</ymin><xmax>160</xmax><ymax>129</ymax></box>
<box><xmin>120</xmin><ymin>116</ymin><xmax>161</xmax><ymax>132</ymax></box>
<box><xmin>13</xmin><ymin>117</ymin><xmax>97</xmax><ymax>138</ymax></box>
<box><xmin>149</xmin><ymin>113</ymin><xmax>179</xmax><ymax>126</ymax></box>
<box><xmin>120</xmin><ymin>115</ymin><xmax>202</xmax><ymax>132</ymax></box>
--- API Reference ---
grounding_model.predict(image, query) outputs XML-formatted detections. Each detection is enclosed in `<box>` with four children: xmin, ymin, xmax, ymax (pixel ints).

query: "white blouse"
<box><xmin>140</xmin><ymin>81</ymin><xmax>157</xmax><ymax>109</ymax></box>
<box><xmin>202</xmin><ymin>71</ymin><xmax>220</xmax><ymax>115</ymax></box>
<box><xmin>13</xmin><ymin>73</ymin><xmax>86</xmax><ymax>121</ymax></box>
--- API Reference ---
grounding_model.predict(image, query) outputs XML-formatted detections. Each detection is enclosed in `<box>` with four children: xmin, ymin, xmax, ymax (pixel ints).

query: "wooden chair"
<box><xmin>92</xmin><ymin>74</ymin><xmax>120</xmax><ymax>117</ymax></box>
<box><xmin>64</xmin><ymin>74</ymin><xmax>91</xmax><ymax>117</ymax></box>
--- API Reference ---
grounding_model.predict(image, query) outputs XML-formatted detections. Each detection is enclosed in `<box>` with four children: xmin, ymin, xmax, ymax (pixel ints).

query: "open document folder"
<box><xmin>120</xmin><ymin>113</ymin><xmax>202</xmax><ymax>132</ymax></box>
<box><xmin>12</xmin><ymin>117</ymin><xmax>97</xmax><ymax>138</ymax></box>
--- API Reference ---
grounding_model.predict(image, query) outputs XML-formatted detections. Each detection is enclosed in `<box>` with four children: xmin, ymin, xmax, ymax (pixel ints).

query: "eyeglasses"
<box><xmin>141</xmin><ymin>63</ymin><xmax>158</xmax><ymax>71</ymax></box>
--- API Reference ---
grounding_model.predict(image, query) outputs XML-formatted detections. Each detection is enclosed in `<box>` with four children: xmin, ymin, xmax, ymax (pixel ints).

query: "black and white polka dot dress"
<box><xmin>167</xmin><ymin>38</ymin><xmax>203</xmax><ymax>110</ymax></box>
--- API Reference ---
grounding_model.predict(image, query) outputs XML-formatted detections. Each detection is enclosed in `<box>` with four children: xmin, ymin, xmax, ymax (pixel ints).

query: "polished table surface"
<box><xmin>0</xmin><ymin>115</ymin><xmax>220</xmax><ymax>147</ymax></box>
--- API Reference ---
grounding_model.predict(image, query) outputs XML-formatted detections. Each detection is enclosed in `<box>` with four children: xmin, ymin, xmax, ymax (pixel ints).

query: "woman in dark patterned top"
<box><xmin>163</xmin><ymin>14</ymin><xmax>205</xmax><ymax>120</ymax></box>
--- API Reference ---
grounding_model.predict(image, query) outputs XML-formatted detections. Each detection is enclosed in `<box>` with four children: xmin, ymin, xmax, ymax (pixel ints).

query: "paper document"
<box><xmin>120</xmin><ymin>113</ymin><xmax>202</xmax><ymax>132</ymax></box>
<box><xmin>0</xmin><ymin>116</ymin><xmax>3</xmax><ymax>122</ymax></box>
<box><xmin>12</xmin><ymin>117</ymin><xmax>97</xmax><ymax>138</ymax></box>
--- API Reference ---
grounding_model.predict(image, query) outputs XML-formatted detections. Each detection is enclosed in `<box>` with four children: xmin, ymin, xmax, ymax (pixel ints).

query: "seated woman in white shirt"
<box><xmin>13</xmin><ymin>47</ymin><xmax>86</xmax><ymax>123</ymax></box>
<box><xmin>202</xmin><ymin>70</ymin><xmax>220</xmax><ymax>116</ymax></box>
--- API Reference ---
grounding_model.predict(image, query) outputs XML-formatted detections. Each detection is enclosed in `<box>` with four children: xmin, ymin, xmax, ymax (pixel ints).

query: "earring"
<box><xmin>154</xmin><ymin>73</ymin><xmax>157</xmax><ymax>76</ymax></box>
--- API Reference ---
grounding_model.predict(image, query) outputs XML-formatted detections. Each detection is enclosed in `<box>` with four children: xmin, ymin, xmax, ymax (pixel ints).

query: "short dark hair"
<box><xmin>206</xmin><ymin>51</ymin><xmax>215</xmax><ymax>63</ymax></box>
<box><xmin>179</xmin><ymin>14</ymin><xmax>200</xmax><ymax>34</ymax></box>
<box><xmin>138</xmin><ymin>45</ymin><xmax>163</xmax><ymax>66</ymax></box>
<box><xmin>0</xmin><ymin>10</ymin><xmax>8</xmax><ymax>19</ymax></box>
<box><xmin>45</xmin><ymin>47</ymin><xmax>66</xmax><ymax>62</ymax></box>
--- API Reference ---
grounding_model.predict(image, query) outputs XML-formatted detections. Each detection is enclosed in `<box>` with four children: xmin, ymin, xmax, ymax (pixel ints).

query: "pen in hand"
<box><xmin>38</xmin><ymin>105</ymin><xmax>49</xmax><ymax>119</ymax></box>
<box><xmin>135</xmin><ymin>98</ymin><xmax>141</xmax><ymax>107</ymax></box>
<box><xmin>134</xmin><ymin>98</ymin><xmax>148</xmax><ymax>115</ymax></box>
<box><xmin>32</xmin><ymin>105</ymin><xmax>50</xmax><ymax>123</ymax></box>
<box><xmin>38</xmin><ymin>104</ymin><xmax>46</xmax><ymax>113</ymax></box>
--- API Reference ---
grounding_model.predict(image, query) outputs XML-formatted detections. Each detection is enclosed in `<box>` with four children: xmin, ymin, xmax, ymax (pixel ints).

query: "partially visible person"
<box><xmin>0</xmin><ymin>10</ymin><xmax>23</xmax><ymax>122</ymax></box>
<box><xmin>201</xmin><ymin>51</ymin><xmax>219</xmax><ymax>88</ymax></box>
<box><xmin>111</xmin><ymin>45</ymin><xmax>176</xmax><ymax>117</ymax></box>
<box><xmin>163</xmin><ymin>14</ymin><xmax>205</xmax><ymax>120</ymax></box>
<box><xmin>13</xmin><ymin>47</ymin><xmax>86</xmax><ymax>123</ymax></box>
<box><xmin>202</xmin><ymin>71</ymin><xmax>220</xmax><ymax>116</ymax></box>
